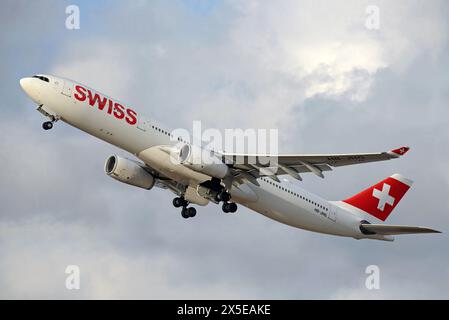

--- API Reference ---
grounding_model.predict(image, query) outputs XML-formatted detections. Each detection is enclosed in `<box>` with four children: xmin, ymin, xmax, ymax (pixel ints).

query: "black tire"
<box><xmin>42</xmin><ymin>121</ymin><xmax>53</xmax><ymax>130</ymax></box>
<box><xmin>181</xmin><ymin>208</ymin><xmax>189</xmax><ymax>219</ymax></box>
<box><xmin>173</xmin><ymin>197</ymin><xmax>183</xmax><ymax>208</ymax></box>
<box><xmin>187</xmin><ymin>207</ymin><xmax>196</xmax><ymax>218</ymax></box>
<box><xmin>229</xmin><ymin>203</ymin><xmax>237</xmax><ymax>213</ymax></box>
<box><xmin>217</xmin><ymin>192</ymin><xmax>230</xmax><ymax>202</ymax></box>
<box><xmin>222</xmin><ymin>203</ymin><xmax>230</xmax><ymax>213</ymax></box>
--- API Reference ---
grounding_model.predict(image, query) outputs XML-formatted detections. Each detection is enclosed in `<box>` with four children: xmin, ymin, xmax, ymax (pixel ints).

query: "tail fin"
<box><xmin>342</xmin><ymin>174</ymin><xmax>413</xmax><ymax>221</ymax></box>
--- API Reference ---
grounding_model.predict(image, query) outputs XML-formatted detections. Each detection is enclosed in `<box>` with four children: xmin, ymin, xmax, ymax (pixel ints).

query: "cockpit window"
<box><xmin>32</xmin><ymin>75</ymin><xmax>49</xmax><ymax>82</ymax></box>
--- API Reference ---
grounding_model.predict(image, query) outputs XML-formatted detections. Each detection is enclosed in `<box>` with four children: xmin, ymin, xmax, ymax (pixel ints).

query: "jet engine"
<box><xmin>177</xmin><ymin>144</ymin><xmax>229</xmax><ymax>179</ymax></box>
<box><xmin>104</xmin><ymin>155</ymin><xmax>155</xmax><ymax>189</ymax></box>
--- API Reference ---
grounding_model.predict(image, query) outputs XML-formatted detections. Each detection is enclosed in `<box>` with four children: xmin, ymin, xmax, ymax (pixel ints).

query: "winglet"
<box><xmin>389</xmin><ymin>146</ymin><xmax>410</xmax><ymax>157</ymax></box>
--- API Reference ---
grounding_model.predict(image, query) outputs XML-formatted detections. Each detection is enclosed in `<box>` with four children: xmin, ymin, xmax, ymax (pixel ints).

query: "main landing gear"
<box><xmin>173</xmin><ymin>189</ymin><xmax>238</xmax><ymax>219</ymax></box>
<box><xmin>222</xmin><ymin>202</ymin><xmax>237</xmax><ymax>213</ymax></box>
<box><xmin>215</xmin><ymin>191</ymin><xmax>238</xmax><ymax>214</ymax></box>
<box><xmin>173</xmin><ymin>197</ymin><xmax>197</xmax><ymax>219</ymax></box>
<box><xmin>42</xmin><ymin>116</ymin><xmax>58</xmax><ymax>131</ymax></box>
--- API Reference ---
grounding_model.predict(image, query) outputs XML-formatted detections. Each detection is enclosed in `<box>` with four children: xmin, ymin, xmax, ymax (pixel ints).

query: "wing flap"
<box><xmin>361</xmin><ymin>224</ymin><xmax>441</xmax><ymax>235</ymax></box>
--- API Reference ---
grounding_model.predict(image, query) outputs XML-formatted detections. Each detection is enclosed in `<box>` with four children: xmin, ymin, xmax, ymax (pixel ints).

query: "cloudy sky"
<box><xmin>1</xmin><ymin>0</ymin><xmax>448</xmax><ymax>299</ymax></box>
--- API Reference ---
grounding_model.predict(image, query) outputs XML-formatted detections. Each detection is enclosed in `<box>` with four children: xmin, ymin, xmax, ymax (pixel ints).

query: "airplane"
<box><xmin>19</xmin><ymin>74</ymin><xmax>441</xmax><ymax>241</ymax></box>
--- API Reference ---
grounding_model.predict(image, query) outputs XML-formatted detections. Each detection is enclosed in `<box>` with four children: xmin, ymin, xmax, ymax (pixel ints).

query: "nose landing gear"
<box><xmin>42</xmin><ymin>115</ymin><xmax>58</xmax><ymax>131</ymax></box>
<box><xmin>42</xmin><ymin>121</ymin><xmax>53</xmax><ymax>130</ymax></box>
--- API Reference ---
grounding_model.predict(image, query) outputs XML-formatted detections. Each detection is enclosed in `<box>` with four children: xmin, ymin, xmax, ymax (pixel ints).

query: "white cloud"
<box><xmin>50</xmin><ymin>41</ymin><xmax>133</xmax><ymax>96</ymax></box>
<box><xmin>226</xmin><ymin>0</ymin><xmax>447</xmax><ymax>104</ymax></box>
<box><xmin>46</xmin><ymin>1</ymin><xmax>448</xmax><ymax>131</ymax></box>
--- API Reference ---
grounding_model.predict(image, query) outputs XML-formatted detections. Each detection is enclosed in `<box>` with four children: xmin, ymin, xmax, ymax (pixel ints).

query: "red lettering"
<box><xmin>113</xmin><ymin>103</ymin><xmax>125</xmax><ymax>119</ymax></box>
<box><xmin>74</xmin><ymin>86</ymin><xmax>137</xmax><ymax>126</ymax></box>
<box><xmin>88</xmin><ymin>91</ymin><xmax>107</xmax><ymax>110</ymax></box>
<box><xmin>74</xmin><ymin>85</ymin><xmax>87</xmax><ymax>101</ymax></box>
<box><xmin>125</xmin><ymin>108</ymin><xmax>137</xmax><ymax>125</ymax></box>
<box><xmin>107</xmin><ymin>99</ymin><xmax>114</xmax><ymax>114</ymax></box>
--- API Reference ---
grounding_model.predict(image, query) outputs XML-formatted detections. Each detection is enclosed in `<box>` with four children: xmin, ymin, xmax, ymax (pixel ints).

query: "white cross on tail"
<box><xmin>372</xmin><ymin>183</ymin><xmax>395</xmax><ymax>211</ymax></box>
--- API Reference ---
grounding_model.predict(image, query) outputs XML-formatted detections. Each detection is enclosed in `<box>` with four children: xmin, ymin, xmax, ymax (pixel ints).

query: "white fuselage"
<box><xmin>20</xmin><ymin>75</ymin><xmax>390</xmax><ymax>240</ymax></box>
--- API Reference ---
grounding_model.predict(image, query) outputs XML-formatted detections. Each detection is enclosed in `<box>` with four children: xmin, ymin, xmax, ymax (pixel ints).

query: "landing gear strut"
<box><xmin>173</xmin><ymin>197</ymin><xmax>197</xmax><ymax>219</ymax></box>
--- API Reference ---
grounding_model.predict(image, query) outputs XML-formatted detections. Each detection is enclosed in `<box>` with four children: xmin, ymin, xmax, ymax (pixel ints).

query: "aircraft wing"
<box><xmin>221</xmin><ymin>146</ymin><xmax>410</xmax><ymax>183</ymax></box>
<box><xmin>360</xmin><ymin>224</ymin><xmax>441</xmax><ymax>235</ymax></box>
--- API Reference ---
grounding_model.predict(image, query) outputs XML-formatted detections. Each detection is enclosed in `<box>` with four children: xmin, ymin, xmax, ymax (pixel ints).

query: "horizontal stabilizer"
<box><xmin>360</xmin><ymin>224</ymin><xmax>441</xmax><ymax>235</ymax></box>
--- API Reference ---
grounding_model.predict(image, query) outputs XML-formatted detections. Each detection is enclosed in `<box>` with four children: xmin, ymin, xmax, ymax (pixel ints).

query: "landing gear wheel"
<box><xmin>187</xmin><ymin>207</ymin><xmax>196</xmax><ymax>218</ymax></box>
<box><xmin>222</xmin><ymin>202</ymin><xmax>237</xmax><ymax>213</ymax></box>
<box><xmin>216</xmin><ymin>191</ymin><xmax>231</xmax><ymax>202</ymax></box>
<box><xmin>173</xmin><ymin>197</ymin><xmax>185</xmax><ymax>208</ymax></box>
<box><xmin>181</xmin><ymin>206</ymin><xmax>196</xmax><ymax>219</ymax></box>
<box><xmin>42</xmin><ymin>121</ymin><xmax>53</xmax><ymax>130</ymax></box>
<box><xmin>181</xmin><ymin>207</ymin><xmax>190</xmax><ymax>219</ymax></box>
<box><xmin>229</xmin><ymin>202</ymin><xmax>237</xmax><ymax>213</ymax></box>
<box><xmin>222</xmin><ymin>202</ymin><xmax>230</xmax><ymax>213</ymax></box>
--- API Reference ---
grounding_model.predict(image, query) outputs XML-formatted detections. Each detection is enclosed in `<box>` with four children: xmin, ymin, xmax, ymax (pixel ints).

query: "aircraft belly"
<box><xmin>230</xmin><ymin>184</ymin><xmax>258</xmax><ymax>203</ymax></box>
<box><xmin>243</xmin><ymin>186</ymin><xmax>354</xmax><ymax>236</ymax></box>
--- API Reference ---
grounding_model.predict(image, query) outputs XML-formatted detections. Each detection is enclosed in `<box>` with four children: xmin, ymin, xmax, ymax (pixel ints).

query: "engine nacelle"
<box><xmin>177</xmin><ymin>144</ymin><xmax>229</xmax><ymax>179</ymax></box>
<box><xmin>104</xmin><ymin>155</ymin><xmax>155</xmax><ymax>190</ymax></box>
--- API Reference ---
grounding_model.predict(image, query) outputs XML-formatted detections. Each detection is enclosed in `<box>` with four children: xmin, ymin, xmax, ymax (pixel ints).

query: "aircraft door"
<box><xmin>328</xmin><ymin>206</ymin><xmax>337</xmax><ymax>222</ymax></box>
<box><xmin>137</xmin><ymin>117</ymin><xmax>151</xmax><ymax>132</ymax></box>
<box><xmin>61</xmin><ymin>80</ymin><xmax>73</xmax><ymax>97</ymax></box>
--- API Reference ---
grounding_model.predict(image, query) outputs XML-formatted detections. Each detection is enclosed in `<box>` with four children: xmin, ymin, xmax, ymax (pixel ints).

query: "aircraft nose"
<box><xmin>19</xmin><ymin>77</ymin><xmax>41</xmax><ymax>104</ymax></box>
<box><xmin>20</xmin><ymin>77</ymin><xmax>34</xmax><ymax>95</ymax></box>
<box><xmin>19</xmin><ymin>77</ymin><xmax>29</xmax><ymax>91</ymax></box>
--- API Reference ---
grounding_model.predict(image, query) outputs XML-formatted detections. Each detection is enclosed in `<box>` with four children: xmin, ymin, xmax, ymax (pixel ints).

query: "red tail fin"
<box><xmin>342</xmin><ymin>174</ymin><xmax>413</xmax><ymax>221</ymax></box>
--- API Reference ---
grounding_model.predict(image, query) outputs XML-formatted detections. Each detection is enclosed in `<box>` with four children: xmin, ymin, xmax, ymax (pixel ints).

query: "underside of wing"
<box><xmin>222</xmin><ymin>146</ymin><xmax>410</xmax><ymax>181</ymax></box>
<box><xmin>360</xmin><ymin>224</ymin><xmax>441</xmax><ymax>235</ymax></box>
